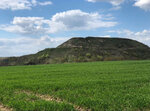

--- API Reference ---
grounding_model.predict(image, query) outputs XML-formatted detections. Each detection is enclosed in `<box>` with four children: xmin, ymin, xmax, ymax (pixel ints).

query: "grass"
<box><xmin>0</xmin><ymin>60</ymin><xmax>150</xmax><ymax>111</ymax></box>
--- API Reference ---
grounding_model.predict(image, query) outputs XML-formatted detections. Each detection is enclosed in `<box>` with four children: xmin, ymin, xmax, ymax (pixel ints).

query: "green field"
<box><xmin>0</xmin><ymin>60</ymin><xmax>150</xmax><ymax>111</ymax></box>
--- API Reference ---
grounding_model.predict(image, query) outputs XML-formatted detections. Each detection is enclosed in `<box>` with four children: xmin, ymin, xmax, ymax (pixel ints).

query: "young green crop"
<box><xmin>0</xmin><ymin>60</ymin><xmax>150</xmax><ymax>110</ymax></box>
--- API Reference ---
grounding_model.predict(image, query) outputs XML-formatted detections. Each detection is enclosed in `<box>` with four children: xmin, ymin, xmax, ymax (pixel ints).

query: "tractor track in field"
<box><xmin>19</xmin><ymin>90</ymin><xmax>91</xmax><ymax>111</ymax></box>
<box><xmin>0</xmin><ymin>104</ymin><xmax>12</xmax><ymax>111</ymax></box>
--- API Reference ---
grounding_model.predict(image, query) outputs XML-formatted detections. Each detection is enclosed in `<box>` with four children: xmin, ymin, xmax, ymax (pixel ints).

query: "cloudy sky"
<box><xmin>0</xmin><ymin>0</ymin><xmax>150</xmax><ymax>57</ymax></box>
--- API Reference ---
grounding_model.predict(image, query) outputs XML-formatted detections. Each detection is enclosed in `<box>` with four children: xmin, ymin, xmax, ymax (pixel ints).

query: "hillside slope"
<box><xmin>0</xmin><ymin>37</ymin><xmax>150</xmax><ymax>66</ymax></box>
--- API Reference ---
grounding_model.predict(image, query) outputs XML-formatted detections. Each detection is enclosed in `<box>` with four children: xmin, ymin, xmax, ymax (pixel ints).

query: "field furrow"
<box><xmin>18</xmin><ymin>90</ymin><xmax>90</xmax><ymax>111</ymax></box>
<box><xmin>0</xmin><ymin>104</ymin><xmax>12</xmax><ymax>111</ymax></box>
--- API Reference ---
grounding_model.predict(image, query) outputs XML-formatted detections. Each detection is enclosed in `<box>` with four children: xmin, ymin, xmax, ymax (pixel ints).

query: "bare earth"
<box><xmin>0</xmin><ymin>104</ymin><xmax>12</xmax><ymax>111</ymax></box>
<box><xmin>20</xmin><ymin>90</ymin><xmax>91</xmax><ymax>111</ymax></box>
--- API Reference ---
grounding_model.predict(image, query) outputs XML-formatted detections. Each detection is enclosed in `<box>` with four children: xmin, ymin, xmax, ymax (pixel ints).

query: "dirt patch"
<box><xmin>18</xmin><ymin>90</ymin><xmax>90</xmax><ymax>111</ymax></box>
<box><xmin>0</xmin><ymin>104</ymin><xmax>12</xmax><ymax>111</ymax></box>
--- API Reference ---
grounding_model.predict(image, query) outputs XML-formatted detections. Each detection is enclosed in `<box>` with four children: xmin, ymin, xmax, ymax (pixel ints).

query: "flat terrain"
<box><xmin>0</xmin><ymin>60</ymin><xmax>150</xmax><ymax>111</ymax></box>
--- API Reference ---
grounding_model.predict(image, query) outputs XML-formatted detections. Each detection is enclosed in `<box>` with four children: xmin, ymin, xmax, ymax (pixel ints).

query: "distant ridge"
<box><xmin>0</xmin><ymin>37</ymin><xmax>150</xmax><ymax>66</ymax></box>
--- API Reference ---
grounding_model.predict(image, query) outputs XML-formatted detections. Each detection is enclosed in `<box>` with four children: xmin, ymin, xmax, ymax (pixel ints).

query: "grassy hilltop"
<box><xmin>0</xmin><ymin>37</ymin><xmax>150</xmax><ymax>66</ymax></box>
<box><xmin>0</xmin><ymin>60</ymin><xmax>150</xmax><ymax>110</ymax></box>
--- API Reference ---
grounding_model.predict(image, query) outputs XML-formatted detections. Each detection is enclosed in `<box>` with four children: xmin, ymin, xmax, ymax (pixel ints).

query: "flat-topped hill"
<box><xmin>0</xmin><ymin>37</ymin><xmax>150</xmax><ymax>66</ymax></box>
<box><xmin>58</xmin><ymin>37</ymin><xmax>149</xmax><ymax>49</ymax></box>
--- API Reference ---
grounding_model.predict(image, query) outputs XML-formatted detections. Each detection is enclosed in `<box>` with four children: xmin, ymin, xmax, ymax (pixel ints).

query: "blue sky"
<box><xmin>0</xmin><ymin>0</ymin><xmax>150</xmax><ymax>57</ymax></box>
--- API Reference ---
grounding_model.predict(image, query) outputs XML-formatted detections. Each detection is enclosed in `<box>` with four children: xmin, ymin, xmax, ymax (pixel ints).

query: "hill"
<box><xmin>0</xmin><ymin>37</ymin><xmax>150</xmax><ymax>66</ymax></box>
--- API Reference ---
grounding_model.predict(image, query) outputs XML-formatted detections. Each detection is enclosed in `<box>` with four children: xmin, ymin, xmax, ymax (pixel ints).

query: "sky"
<box><xmin>0</xmin><ymin>0</ymin><xmax>150</xmax><ymax>57</ymax></box>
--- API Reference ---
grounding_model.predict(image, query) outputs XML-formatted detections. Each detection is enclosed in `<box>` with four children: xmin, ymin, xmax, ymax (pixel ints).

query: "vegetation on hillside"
<box><xmin>0</xmin><ymin>37</ymin><xmax>150</xmax><ymax>66</ymax></box>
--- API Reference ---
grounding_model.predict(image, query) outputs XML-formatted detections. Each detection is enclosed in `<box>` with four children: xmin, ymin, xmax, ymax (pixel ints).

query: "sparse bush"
<box><xmin>97</xmin><ymin>55</ymin><xmax>103</xmax><ymax>61</ymax></box>
<box><xmin>86</xmin><ymin>53</ymin><xmax>91</xmax><ymax>58</ymax></box>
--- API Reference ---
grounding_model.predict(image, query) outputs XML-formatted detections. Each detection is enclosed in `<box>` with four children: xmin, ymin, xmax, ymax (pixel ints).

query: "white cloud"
<box><xmin>38</xmin><ymin>1</ymin><xmax>52</xmax><ymax>6</ymax></box>
<box><xmin>134</xmin><ymin>0</ymin><xmax>150</xmax><ymax>11</ymax></box>
<box><xmin>0</xmin><ymin>36</ymin><xmax>69</xmax><ymax>57</ymax></box>
<box><xmin>0</xmin><ymin>10</ymin><xmax>117</xmax><ymax>35</ymax></box>
<box><xmin>31</xmin><ymin>0</ymin><xmax>52</xmax><ymax>6</ymax></box>
<box><xmin>86</xmin><ymin>0</ymin><xmax>124</xmax><ymax>6</ymax></box>
<box><xmin>0</xmin><ymin>0</ymin><xmax>31</xmax><ymax>10</ymax></box>
<box><xmin>50</xmin><ymin>10</ymin><xmax>117</xmax><ymax>31</ymax></box>
<box><xmin>108</xmin><ymin>29</ymin><xmax>150</xmax><ymax>46</ymax></box>
<box><xmin>0</xmin><ymin>0</ymin><xmax>52</xmax><ymax>10</ymax></box>
<box><xmin>0</xmin><ymin>17</ymin><xmax>51</xmax><ymax>36</ymax></box>
<box><xmin>99</xmin><ymin>35</ymin><xmax>111</xmax><ymax>37</ymax></box>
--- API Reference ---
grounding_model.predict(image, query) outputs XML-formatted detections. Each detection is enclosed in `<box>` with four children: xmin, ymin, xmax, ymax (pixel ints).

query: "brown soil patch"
<box><xmin>0</xmin><ymin>104</ymin><xmax>12</xmax><ymax>111</ymax></box>
<box><xmin>19</xmin><ymin>90</ymin><xmax>90</xmax><ymax>111</ymax></box>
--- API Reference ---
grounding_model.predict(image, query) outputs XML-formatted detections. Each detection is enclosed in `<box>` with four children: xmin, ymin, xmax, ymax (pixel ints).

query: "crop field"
<box><xmin>0</xmin><ymin>60</ymin><xmax>150</xmax><ymax>111</ymax></box>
